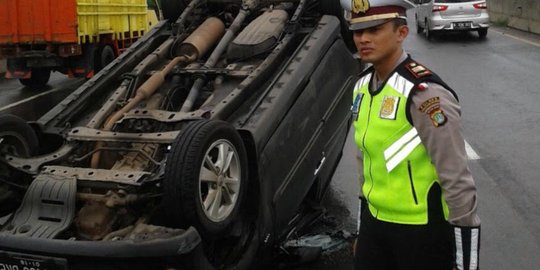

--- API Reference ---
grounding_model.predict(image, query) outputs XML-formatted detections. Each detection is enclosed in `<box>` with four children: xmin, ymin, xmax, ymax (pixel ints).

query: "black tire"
<box><xmin>164</xmin><ymin>120</ymin><xmax>248</xmax><ymax>237</ymax></box>
<box><xmin>161</xmin><ymin>0</ymin><xmax>187</xmax><ymax>22</ymax></box>
<box><xmin>0</xmin><ymin>114</ymin><xmax>39</xmax><ymax>157</ymax></box>
<box><xmin>95</xmin><ymin>45</ymin><xmax>115</xmax><ymax>72</ymax></box>
<box><xmin>19</xmin><ymin>68</ymin><xmax>50</xmax><ymax>89</ymax></box>
<box><xmin>320</xmin><ymin>0</ymin><xmax>356</xmax><ymax>52</ymax></box>
<box><xmin>478</xmin><ymin>28</ymin><xmax>488</xmax><ymax>39</ymax></box>
<box><xmin>0</xmin><ymin>114</ymin><xmax>39</xmax><ymax>215</ymax></box>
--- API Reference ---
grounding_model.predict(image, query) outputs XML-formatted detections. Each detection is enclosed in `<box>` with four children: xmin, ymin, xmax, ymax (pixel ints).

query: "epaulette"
<box><xmin>405</xmin><ymin>62</ymin><xmax>432</xmax><ymax>78</ymax></box>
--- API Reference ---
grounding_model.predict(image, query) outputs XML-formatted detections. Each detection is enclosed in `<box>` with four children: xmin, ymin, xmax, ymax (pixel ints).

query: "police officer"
<box><xmin>342</xmin><ymin>0</ymin><xmax>481</xmax><ymax>269</ymax></box>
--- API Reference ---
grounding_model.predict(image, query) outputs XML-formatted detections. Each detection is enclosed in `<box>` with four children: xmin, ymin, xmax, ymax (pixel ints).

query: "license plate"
<box><xmin>453</xmin><ymin>22</ymin><xmax>472</xmax><ymax>29</ymax></box>
<box><xmin>0</xmin><ymin>251</ymin><xmax>67</xmax><ymax>270</ymax></box>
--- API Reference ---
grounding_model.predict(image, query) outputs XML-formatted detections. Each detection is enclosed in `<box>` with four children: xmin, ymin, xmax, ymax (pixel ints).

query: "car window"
<box><xmin>435</xmin><ymin>0</ymin><xmax>476</xmax><ymax>3</ymax></box>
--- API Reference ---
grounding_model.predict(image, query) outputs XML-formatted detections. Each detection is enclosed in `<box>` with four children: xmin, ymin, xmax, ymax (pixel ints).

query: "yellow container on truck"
<box><xmin>77</xmin><ymin>0</ymin><xmax>149</xmax><ymax>43</ymax></box>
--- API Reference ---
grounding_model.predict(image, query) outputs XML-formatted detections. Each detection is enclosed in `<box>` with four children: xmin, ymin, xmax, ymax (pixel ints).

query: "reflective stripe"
<box><xmin>455</xmin><ymin>227</ymin><xmax>464</xmax><ymax>270</ymax></box>
<box><xmin>388</xmin><ymin>73</ymin><xmax>414</xmax><ymax>97</ymax></box>
<box><xmin>357</xmin><ymin>73</ymin><xmax>372</xmax><ymax>91</ymax></box>
<box><xmin>384</xmin><ymin>128</ymin><xmax>418</xmax><ymax>161</ymax></box>
<box><xmin>470</xmin><ymin>228</ymin><xmax>479</xmax><ymax>270</ymax></box>
<box><xmin>385</xmin><ymin>136</ymin><xmax>421</xmax><ymax>172</ymax></box>
<box><xmin>354</xmin><ymin>79</ymin><xmax>361</xmax><ymax>95</ymax></box>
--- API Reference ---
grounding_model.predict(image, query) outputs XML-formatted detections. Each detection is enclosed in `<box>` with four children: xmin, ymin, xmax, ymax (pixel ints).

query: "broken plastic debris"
<box><xmin>284</xmin><ymin>231</ymin><xmax>352</xmax><ymax>254</ymax></box>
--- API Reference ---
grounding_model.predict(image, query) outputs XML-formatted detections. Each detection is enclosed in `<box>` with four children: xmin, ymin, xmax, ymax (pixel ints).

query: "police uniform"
<box><xmin>344</xmin><ymin>1</ymin><xmax>481</xmax><ymax>270</ymax></box>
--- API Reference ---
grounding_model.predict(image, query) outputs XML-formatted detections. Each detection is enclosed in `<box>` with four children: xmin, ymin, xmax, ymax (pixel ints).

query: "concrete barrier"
<box><xmin>488</xmin><ymin>0</ymin><xmax>540</xmax><ymax>35</ymax></box>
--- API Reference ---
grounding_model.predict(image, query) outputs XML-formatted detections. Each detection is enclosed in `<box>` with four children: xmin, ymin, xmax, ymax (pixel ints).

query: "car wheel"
<box><xmin>0</xmin><ymin>114</ymin><xmax>39</xmax><ymax>215</ymax></box>
<box><xmin>164</xmin><ymin>120</ymin><xmax>248</xmax><ymax>237</ymax></box>
<box><xmin>161</xmin><ymin>0</ymin><xmax>187</xmax><ymax>22</ymax></box>
<box><xmin>478</xmin><ymin>28</ymin><xmax>488</xmax><ymax>39</ymax></box>
<box><xmin>19</xmin><ymin>68</ymin><xmax>50</xmax><ymax>89</ymax></box>
<box><xmin>416</xmin><ymin>17</ymin><xmax>424</xmax><ymax>34</ymax></box>
<box><xmin>0</xmin><ymin>114</ymin><xmax>39</xmax><ymax>157</ymax></box>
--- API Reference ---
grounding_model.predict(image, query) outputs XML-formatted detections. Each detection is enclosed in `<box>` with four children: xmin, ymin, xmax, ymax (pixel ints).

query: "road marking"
<box><xmin>0</xmin><ymin>87</ymin><xmax>66</xmax><ymax>112</ymax></box>
<box><xmin>465</xmin><ymin>140</ymin><xmax>480</xmax><ymax>160</ymax></box>
<box><xmin>492</xmin><ymin>29</ymin><xmax>540</xmax><ymax>48</ymax></box>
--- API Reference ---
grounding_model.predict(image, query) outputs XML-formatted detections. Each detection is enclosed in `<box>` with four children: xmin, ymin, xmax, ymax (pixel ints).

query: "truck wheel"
<box><xmin>164</xmin><ymin>120</ymin><xmax>248</xmax><ymax>238</ymax></box>
<box><xmin>161</xmin><ymin>0</ymin><xmax>187</xmax><ymax>22</ymax></box>
<box><xmin>19</xmin><ymin>68</ymin><xmax>50</xmax><ymax>89</ymax></box>
<box><xmin>96</xmin><ymin>45</ymin><xmax>115</xmax><ymax>72</ymax></box>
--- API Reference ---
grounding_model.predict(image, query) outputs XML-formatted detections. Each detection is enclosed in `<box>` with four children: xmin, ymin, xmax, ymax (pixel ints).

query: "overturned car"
<box><xmin>0</xmin><ymin>0</ymin><xmax>359</xmax><ymax>269</ymax></box>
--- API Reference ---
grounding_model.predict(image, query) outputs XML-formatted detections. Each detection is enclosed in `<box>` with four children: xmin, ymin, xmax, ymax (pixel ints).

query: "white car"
<box><xmin>414</xmin><ymin>0</ymin><xmax>490</xmax><ymax>39</ymax></box>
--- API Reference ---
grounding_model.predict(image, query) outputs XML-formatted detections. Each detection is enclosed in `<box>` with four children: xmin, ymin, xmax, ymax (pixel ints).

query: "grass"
<box><xmin>492</xmin><ymin>17</ymin><xmax>510</xmax><ymax>27</ymax></box>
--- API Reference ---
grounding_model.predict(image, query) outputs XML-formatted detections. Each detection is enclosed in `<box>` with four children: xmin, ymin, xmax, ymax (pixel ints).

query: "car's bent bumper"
<box><xmin>0</xmin><ymin>226</ymin><xmax>202</xmax><ymax>268</ymax></box>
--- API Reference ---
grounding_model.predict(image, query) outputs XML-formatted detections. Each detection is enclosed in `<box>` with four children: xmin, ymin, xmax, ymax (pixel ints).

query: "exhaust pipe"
<box><xmin>90</xmin><ymin>18</ymin><xmax>225</xmax><ymax>168</ymax></box>
<box><xmin>180</xmin><ymin>9</ymin><xmax>250</xmax><ymax>112</ymax></box>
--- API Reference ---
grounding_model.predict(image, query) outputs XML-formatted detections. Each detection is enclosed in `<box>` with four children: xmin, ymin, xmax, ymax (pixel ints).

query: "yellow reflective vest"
<box><xmin>352</xmin><ymin>66</ymin><xmax>449</xmax><ymax>225</ymax></box>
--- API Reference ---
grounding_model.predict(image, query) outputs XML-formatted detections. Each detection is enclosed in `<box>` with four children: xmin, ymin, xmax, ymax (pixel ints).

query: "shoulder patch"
<box><xmin>405</xmin><ymin>62</ymin><xmax>432</xmax><ymax>78</ymax></box>
<box><xmin>429</xmin><ymin>109</ymin><xmax>447</xmax><ymax>127</ymax></box>
<box><xmin>419</xmin><ymin>97</ymin><xmax>440</xmax><ymax>113</ymax></box>
<box><xmin>418</xmin><ymin>96</ymin><xmax>447</xmax><ymax>127</ymax></box>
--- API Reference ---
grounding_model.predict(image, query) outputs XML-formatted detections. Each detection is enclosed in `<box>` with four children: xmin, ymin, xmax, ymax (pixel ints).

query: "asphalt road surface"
<box><xmin>1</xmin><ymin>13</ymin><xmax>540</xmax><ymax>270</ymax></box>
<box><xmin>0</xmin><ymin>73</ymin><xmax>84</xmax><ymax>121</ymax></box>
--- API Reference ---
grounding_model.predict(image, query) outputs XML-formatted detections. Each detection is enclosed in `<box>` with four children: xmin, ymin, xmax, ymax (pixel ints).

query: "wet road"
<box><xmin>0</xmin><ymin>73</ymin><xmax>84</xmax><ymax>121</ymax></box>
<box><xmin>2</xmin><ymin>12</ymin><xmax>540</xmax><ymax>270</ymax></box>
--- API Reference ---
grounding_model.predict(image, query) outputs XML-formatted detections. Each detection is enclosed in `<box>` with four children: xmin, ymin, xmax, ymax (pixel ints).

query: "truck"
<box><xmin>0</xmin><ymin>0</ymin><xmax>159</xmax><ymax>88</ymax></box>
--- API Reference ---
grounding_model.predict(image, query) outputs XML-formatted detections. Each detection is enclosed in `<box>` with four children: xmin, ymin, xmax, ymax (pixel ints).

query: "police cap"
<box><xmin>341</xmin><ymin>0</ymin><xmax>414</xmax><ymax>31</ymax></box>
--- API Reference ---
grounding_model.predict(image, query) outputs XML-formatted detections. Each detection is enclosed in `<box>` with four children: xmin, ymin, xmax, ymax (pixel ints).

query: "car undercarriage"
<box><xmin>0</xmin><ymin>0</ymin><xmax>359</xmax><ymax>269</ymax></box>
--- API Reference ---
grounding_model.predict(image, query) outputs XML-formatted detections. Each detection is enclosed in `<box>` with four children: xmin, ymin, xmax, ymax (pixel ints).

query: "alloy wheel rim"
<box><xmin>199</xmin><ymin>139</ymin><xmax>241</xmax><ymax>222</ymax></box>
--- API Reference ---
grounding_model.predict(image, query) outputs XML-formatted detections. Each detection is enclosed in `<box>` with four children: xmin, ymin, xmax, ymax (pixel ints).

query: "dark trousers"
<box><xmin>354</xmin><ymin>209</ymin><xmax>454</xmax><ymax>270</ymax></box>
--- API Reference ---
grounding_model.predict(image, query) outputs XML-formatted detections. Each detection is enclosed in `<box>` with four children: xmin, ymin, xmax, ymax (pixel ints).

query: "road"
<box><xmin>0</xmin><ymin>73</ymin><xmax>84</xmax><ymax>121</ymax></box>
<box><xmin>1</xmin><ymin>14</ymin><xmax>540</xmax><ymax>270</ymax></box>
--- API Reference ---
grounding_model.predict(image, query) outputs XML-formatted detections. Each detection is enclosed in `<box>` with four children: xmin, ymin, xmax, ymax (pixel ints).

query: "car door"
<box><xmin>241</xmin><ymin>16</ymin><xmax>358</xmax><ymax>233</ymax></box>
<box><xmin>268</xmin><ymin>37</ymin><xmax>357</xmax><ymax>228</ymax></box>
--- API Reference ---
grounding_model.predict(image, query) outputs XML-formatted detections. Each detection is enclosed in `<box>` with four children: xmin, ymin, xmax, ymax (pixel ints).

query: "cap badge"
<box><xmin>352</xmin><ymin>0</ymin><xmax>371</xmax><ymax>14</ymax></box>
